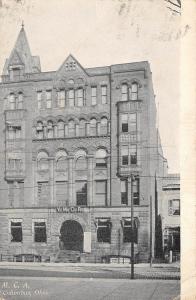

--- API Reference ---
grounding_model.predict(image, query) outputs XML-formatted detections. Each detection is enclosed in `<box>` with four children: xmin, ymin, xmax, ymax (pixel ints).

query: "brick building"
<box><xmin>0</xmin><ymin>27</ymin><xmax>166</xmax><ymax>262</ymax></box>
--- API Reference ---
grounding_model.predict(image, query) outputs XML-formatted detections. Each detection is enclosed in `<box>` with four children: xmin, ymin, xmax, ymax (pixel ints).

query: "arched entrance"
<box><xmin>60</xmin><ymin>220</ymin><xmax>83</xmax><ymax>252</ymax></box>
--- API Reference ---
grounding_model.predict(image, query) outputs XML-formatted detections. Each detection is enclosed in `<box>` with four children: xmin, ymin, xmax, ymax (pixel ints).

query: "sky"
<box><xmin>0</xmin><ymin>0</ymin><xmax>182</xmax><ymax>173</ymax></box>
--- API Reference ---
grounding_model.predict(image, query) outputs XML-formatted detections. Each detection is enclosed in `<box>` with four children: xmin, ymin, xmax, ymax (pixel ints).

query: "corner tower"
<box><xmin>2</xmin><ymin>24</ymin><xmax>41</xmax><ymax>80</ymax></box>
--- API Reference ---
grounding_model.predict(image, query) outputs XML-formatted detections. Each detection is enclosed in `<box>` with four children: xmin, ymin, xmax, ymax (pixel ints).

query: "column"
<box><xmin>49</xmin><ymin>157</ymin><xmax>54</xmax><ymax>206</ymax></box>
<box><xmin>54</xmin><ymin>125</ymin><xmax>58</xmax><ymax>138</ymax></box>
<box><xmin>32</xmin><ymin>158</ymin><xmax>38</xmax><ymax>206</ymax></box>
<box><xmin>87</xmin><ymin>155</ymin><xmax>94</xmax><ymax>207</ymax></box>
<box><xmin>43</xmin><ymin>126</ymin><xmax>47</xmax><ymax>139</ymax></box>
<box><xmin>106</xmin><ymin>156</ymin><xmax>110</xmax><ymax>206</ymax></box>
<box><xmin>128</xmin><ymin>177</ymin><xmax>132</xmax><ymax>206</ymax></box>
<box><xmin>68</xmin><ymin>156</ymin><xmax>74</xmax><ymax>206</ymax></box>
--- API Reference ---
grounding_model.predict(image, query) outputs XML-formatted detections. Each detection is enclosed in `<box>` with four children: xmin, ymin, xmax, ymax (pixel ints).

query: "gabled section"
<box><xmin>57</xmin><ymin>54</ymin><xmax>88</xmax><ymax>78</ymax></box>
<box><xmin>2</xmin><ymin>26</ymin><xmax>41</xmax><ymax>77</ymax></box>
<box><xmin>8</xmin><ymin>50</ymin><xmax>24</xmax><ymax>67</ymax></box>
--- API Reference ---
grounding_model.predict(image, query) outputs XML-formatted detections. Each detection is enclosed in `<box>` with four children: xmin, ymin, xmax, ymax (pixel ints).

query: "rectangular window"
<box><xmin>97</xmin><ymin>219</ymin><xmax>111</xmax><ymax>243</ymax></box>
<box><xmin>133</xmin><ymin>178</ymin><xmax>139</xmax><ymax>205</ymax></box>
<box><xmin>68</xmin><ymin>89</ymin><xmax>75</xmax><ymax>107</ymax></box>
<box><xmin>7</xmin><ymin>126</ymin><xmax>21</xmax><ymax>139</ymax></box>
<box><xmin>129</xmin><ymin>113</ymin><xmax>137</xmax><ymax>131</ymax></box>
<box><xmin>130</xmin><ymin>145</ymin><xmax>137</xmax><ymax>164</ymax></box>
<box><xmin>10</xmin><ymin>220</ymin><xmax>22</xmax><ymax>242</ymax></box>
<box><xmin>121</xmin><ymin>146</ymin><xmax>128</xmax><ymax>165</ymax></box>
<box><xmin>168</xmin><ymin>199</ymin><xmax>180</xmax><ymax>215</ymax></box>
<box><xmin>77</xmin><ymin>88</ymin><xmax>84</xmax><ymax>106</ymax></box>
<box><xmin>37</xmin><ymin>91</ymin><xmax>42</xmax><ymax>109</ymax></box>
<box><xmin>121</xmin><ymin>180</ymin><xmax>128</xmax><ymax>205</ymax></box>
<box><xmin>38</xmin><ymin>182</ymin><xmax>50</xmax><ymax>207</ymax></box>
<box><xmin>76</xmin><ymin>181</ymin><xmax>87</xmax><ymax>206</ymax></box>
<box><xmin>56</xmin><ymin>181</ymin><xmax>68</xmax><ymax>206</ymax></box>
<box><xmin>95</xmin><ymin>180</ymin><xmax>107</xmax><ymax>206</ymax></box>
<box><xmin>34</xmin><ymin>221</ymin><xmax>47</xmax><ymax>243</ymax></box>
<box><xmin>91</xmin><ymin>87</ymin><xmax>97</xmax><ymax>105</ymax></box>
<box><xmin>121</xmin><ymin>114</ymin><xmax>128</xmax><ymax>132</ymax></box>
<box><xmin>123</xmin><ymin>218</ymin><xmax>138</xmax><ymax>243</ymax></box>
<box><xmin>46</xmin><ymin>90</ymin><xmax>52</xmax><ymax>109</ymax></box>
<box><xmin>57</xmin><ymin>90</ymin><xmax>65</xmax><ymax>108</ymax></box>
<box><xmin>101</xmin><ymin>86</ymin><xmax>107</xmax><ymax>104</ymax></box>
<box><xmin>8</xmin><ymin>159</ymin><xmax>22</xmax><ymax>171</ymax></box>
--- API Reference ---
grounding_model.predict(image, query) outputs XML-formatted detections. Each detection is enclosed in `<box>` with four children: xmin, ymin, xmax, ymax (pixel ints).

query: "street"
<box><xmin>0</xmin><ymin>277</ymin><xmax>180</xmax><ymax>300</ymax></box>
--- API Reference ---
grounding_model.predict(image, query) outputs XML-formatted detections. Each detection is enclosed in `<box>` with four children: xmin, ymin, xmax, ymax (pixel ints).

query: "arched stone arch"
<box><xmin>53</xmin><ymin>214</ymin><xmax>90</xmax><ymax>236</ymax></box>
<box><xmin>130</xmin><ymin>78</ymin><xmax>142</xmax><ymax>88</ymax></box>
<box><xmin>33</xmin><ymin>117</ymin><xmax>45</xmax><ymax>127</ymax></box>
<box><xmin>70</xmin><ymin>143</ymin><xmax>89</xmax><ymax>154</ymax></box>
<box><xmin>45</xmin><ymin>116</ymin><xmax>57</xmax><ymax>124</ymax></box>
<box><xmin>56</xmin><ymin>115</ymin><xmax>66</xmax><ymax>123</ymax></box>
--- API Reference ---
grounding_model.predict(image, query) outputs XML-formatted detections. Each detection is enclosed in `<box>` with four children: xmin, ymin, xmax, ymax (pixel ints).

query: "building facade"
<box><xmin>0</xmin><ymin>27</ymin><xmax>166</xmax><ymax>262</ymax></box>
<box><xmin>159</xmin><ymin>174</ymin><xmax>180</xmax><ymax>257</ymax></box>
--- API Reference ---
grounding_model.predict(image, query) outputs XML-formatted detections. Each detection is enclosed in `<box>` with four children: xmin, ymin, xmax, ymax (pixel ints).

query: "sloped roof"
<box><xmin>2</xmin><ymin>27</ymin><xmax>41</xmax><ymax>75</ymax></box>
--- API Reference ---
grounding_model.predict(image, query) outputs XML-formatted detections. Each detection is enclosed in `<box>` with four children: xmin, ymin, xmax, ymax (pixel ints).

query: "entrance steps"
<box><xmin>55</xmin><ymin>250</ymin><xmax>81</xmax><ymax>263</ymax></box>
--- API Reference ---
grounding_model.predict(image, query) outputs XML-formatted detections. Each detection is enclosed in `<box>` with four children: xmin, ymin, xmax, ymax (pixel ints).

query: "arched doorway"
<box><xmin>60</xmin><ymin>220</ymin><xmax>83</xmax><ymax>252</ymax></box>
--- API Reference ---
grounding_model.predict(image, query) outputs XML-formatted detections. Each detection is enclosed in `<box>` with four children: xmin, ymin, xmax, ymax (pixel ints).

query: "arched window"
<box><xmin>75</xmin><ymin>156</ymin><xmax>87</xmax><ymax>170</ymax></box>
<box><xmin>17</xmin><ymin>92</ymin><xmax>23</xmax><ymax>109</ymax></box>
<box><xmin>57</xmin><ymin>121</ymin><xmax>64</xmax><ymax>138</ymax></box>
<box><xmin>121</xmin><ymin>84</ymin><xmax>128</xmax><ymax>101</ymax></box>
<box><xmin>47</xmin><ymin>121</ymin><xmax>54</xmax><ymax>138</ymax></box>
<box><xmin>36</xmin><ymin>121</ymin><xmax>44</xmax><ymax>139</ymax></box>
<box><xmin>79</xmin><ymin>119</ymin><xmax>86</xmax><ymax>136</ymax></box>
<box><xmin>9</xmin><ymin>93</ymin><xmax>16</xmax><ymax>110</ymax></box>
<box><xmin>100</xmin><ymin>117</ymin><xmax>108</xmax><ymax>135</ymax></box>
<box><xmin>96</xmin><ymin>149</ymin><xmax>107</xmax><ymax>168</ymax></box>
<box><xmin>68</xmin><ymin>120</ymin><xmax>75</xmax><ymax>137</ymax></box>
<box><xmin>56</xmin><ymin>150</ymin><xmax>67</xmax><ymax>170</ymax></box>
<box><xmin>37</xmin><ymin>152</ymin><xmax>49</xmax><ymax>171</ymax></box>
<box><xmin>131</xmin><ymin>82</ymin><xmax>138</xmax><ymax>100</ymax></box>
<box><xmin>90</xmin><ymin>118</ymin><xmax>97</xmax><ymax>136</ymax></box>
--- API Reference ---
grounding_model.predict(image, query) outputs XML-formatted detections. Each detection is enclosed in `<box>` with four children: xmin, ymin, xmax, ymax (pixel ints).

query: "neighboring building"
<box><xmin>0</xmin><ymin>26</ymin><xmax>166</xmax><ymax>262</ymax></box>
<box><xmin>159</xmin><ymin>174</ymin><xmax>180</xmax><ymax>256</ymax></box>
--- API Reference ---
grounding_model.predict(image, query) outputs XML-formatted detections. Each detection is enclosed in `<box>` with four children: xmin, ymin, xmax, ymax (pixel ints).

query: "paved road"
<box><xmin>0</xmin><ymin>277</ymin><xmax>180</xmax><ymax>300</ymax></box>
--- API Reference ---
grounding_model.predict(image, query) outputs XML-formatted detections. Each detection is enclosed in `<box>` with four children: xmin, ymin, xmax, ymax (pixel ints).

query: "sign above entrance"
<box><xmin>56</xmin><ymin>206</ymin><xmax>83</xmax><ymax>213</ymax></box>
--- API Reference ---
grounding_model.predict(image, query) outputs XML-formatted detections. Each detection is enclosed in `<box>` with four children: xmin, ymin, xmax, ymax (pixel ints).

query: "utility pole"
<box><xmin>150</xmin><ymin>196</ymin><xmax>152</xmax><ymax>268</ymax></box>
<box><xmin>131</xmin><ymin>174</ymin><xmax>135</xmax><ymax>279</ymax></box>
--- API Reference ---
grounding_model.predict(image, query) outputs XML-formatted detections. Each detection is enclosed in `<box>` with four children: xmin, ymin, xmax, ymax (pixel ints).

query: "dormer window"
<box><xmin>9</xmin><ymin>66</ymin><xmax>23</xmax><ymax>81</ymax></box>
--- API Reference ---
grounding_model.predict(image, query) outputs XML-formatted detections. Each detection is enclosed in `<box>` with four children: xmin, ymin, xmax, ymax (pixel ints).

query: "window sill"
<box><xmin>33</xmin><ymin>242</ymin><xmax>47</xmax><ymax>246</ymax></box>
<box><xmin>10</xmin><ymin>242</ymin><xmax>23</xmax><ymax>244</ymax></box>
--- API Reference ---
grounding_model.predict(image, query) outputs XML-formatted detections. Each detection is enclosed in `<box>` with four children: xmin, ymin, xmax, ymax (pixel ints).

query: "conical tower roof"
<box><xmin>2</xmin><ymin>26</ymin><xmax>41</xmax><ymax>75</ymax></box>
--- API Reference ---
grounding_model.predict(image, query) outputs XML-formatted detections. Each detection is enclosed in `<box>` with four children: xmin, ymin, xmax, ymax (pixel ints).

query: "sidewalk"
<box><xmin>0</xmin><ymin>261</ymin><xmax>180</xmax><ymax>280</ymax></box>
